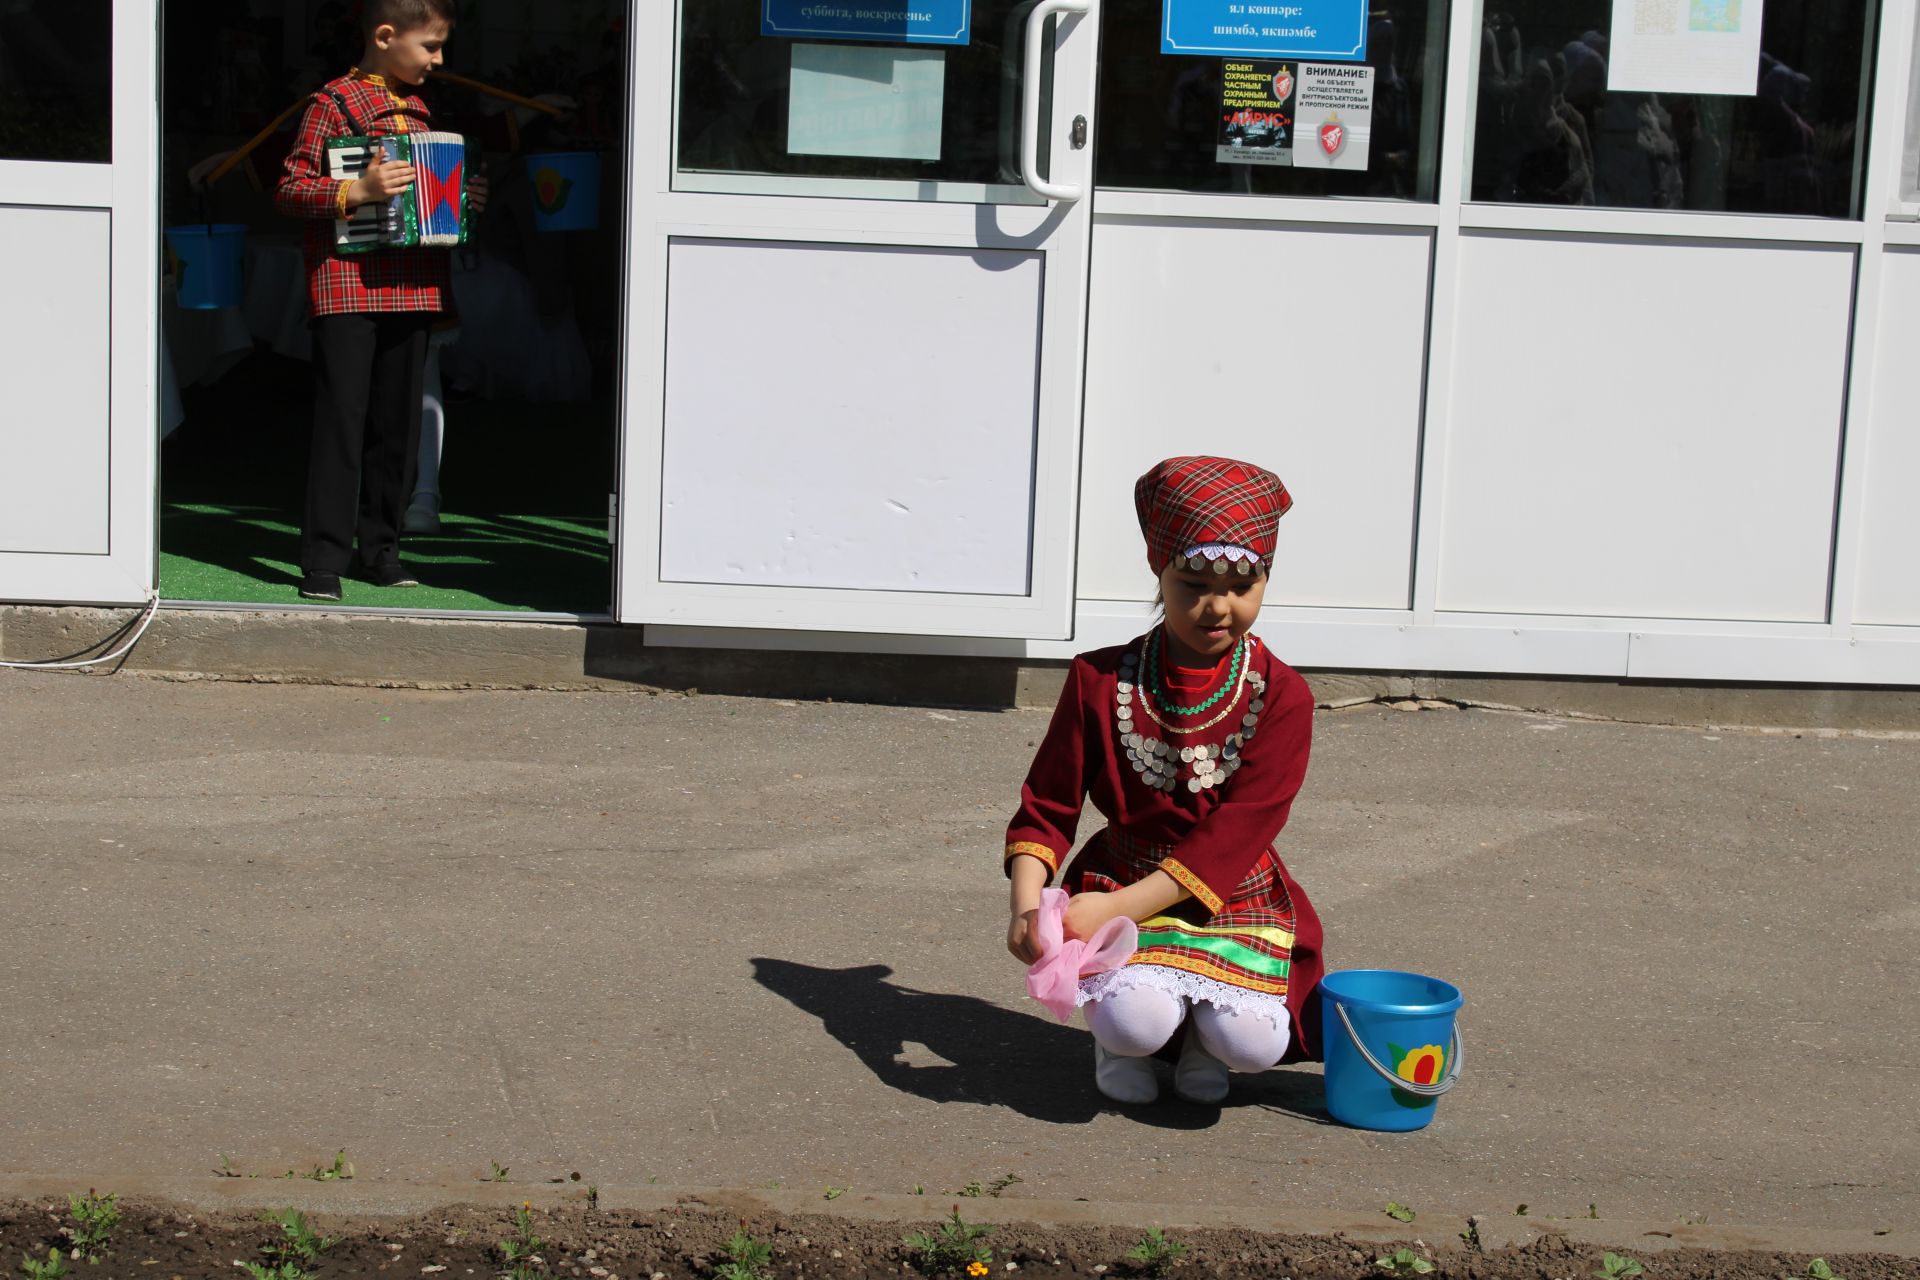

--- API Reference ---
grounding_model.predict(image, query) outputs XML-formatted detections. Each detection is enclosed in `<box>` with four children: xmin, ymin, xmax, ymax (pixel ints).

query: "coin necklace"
<box><xmin>1113</xmin><ymin>629</ymin><xmax>1269</xmax><ymax>794</ymax></box>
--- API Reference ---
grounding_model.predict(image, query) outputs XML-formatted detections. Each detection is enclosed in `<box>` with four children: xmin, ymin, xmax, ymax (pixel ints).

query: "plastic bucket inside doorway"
<box><xmin>1320</xmin><ymin>969</ymin><xmax>1463</xmax><ymax>1132</ymax></box>
<box><xmin>525</xmin><ymin>151</ymin><xmax>601</xmax><ymax>231</ymax></box>
<box><xmin>165</xmin><ymin>224</ymin><xmax>248</xmax><ymax>309</ymax></box>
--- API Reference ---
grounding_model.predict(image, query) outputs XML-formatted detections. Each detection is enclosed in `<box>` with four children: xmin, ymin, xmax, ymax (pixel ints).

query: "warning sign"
<box><xmin>1291</xmin><ymin>62</ymin><xmax>1374</xmax><ymax>170</ymax></box>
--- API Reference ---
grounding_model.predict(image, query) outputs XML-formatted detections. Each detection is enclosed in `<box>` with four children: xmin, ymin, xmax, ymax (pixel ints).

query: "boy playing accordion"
<box><xmin>275</xmin><ymin>0</ymin><xmax>486</xmax><ymax>600</ymax></box>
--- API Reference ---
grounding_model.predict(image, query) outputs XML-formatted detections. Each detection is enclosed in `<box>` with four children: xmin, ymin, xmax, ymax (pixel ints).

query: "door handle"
<box><xmin>1021</xmin><ymin>0</ymin><xmax>1091</xmax><ymax>202</ymax></box>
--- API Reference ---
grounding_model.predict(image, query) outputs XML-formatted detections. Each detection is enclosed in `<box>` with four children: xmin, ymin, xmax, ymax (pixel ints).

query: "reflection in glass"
<box><xmin>1470</xmin><ymin>0</ymin><xmax>1876</xmax><ymax>217</ymax></box>
<box><xmin>678</xmin><ymin>0</ymin><xmax>1052</xmax><ymax>189</ymax></box>
<box><xmin>1093</xmin><ymin>0</ymin><xmax>1451</xmax><ymax>201</ymax></box>
<box><xmin>0</xmin><ymin>0</ymin><xmax>112</xmax><ymax>163</ymax></box>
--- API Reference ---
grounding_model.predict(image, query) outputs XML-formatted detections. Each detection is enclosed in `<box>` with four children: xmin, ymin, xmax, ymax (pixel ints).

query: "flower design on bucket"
<box><xmin>1395</xmin><ymin>1043</ymin><xmax>1446</xmax><ymax>1087</ymax></box>
<box><xmin>532</xmin><ymin>167</ymin><xmax>574</xmax><ymax>215</ymax></box>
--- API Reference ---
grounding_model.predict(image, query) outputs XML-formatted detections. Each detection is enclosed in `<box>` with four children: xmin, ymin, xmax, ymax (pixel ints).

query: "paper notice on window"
<box><xmin>1607</xmin><ymin>0</ymin><xmax>1764</xmax><ymax>96</ymax></box>
<box><xmin>1291</xmin><ymin>62</ymin><xmax>1373</xmax><ymax>170</ymax></box>
<box><xmin>788</xmin><ymin>44</ymin><xmax>946</xmax><ymax>161</ymax></box>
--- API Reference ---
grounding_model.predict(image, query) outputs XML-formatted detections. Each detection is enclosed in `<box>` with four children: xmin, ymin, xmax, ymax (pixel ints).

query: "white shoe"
<box><xmin>1094</xmin><ymin>1042</ymin><xmax>1160</xmax><ymax>1105</ymax></box>
<box><xmin>1173</xmin><ymin>1032</ymin><xmax>1230</xmax><ymax>1104</ymax></box>
<box><xmin>402</xmin><ymin>500</ymin><xmax>441</xmax><ymax>535</ymax></box>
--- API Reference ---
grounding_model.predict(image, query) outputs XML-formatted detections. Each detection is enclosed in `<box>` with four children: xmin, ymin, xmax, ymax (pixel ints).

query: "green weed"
<box><xmin>1375</xmin><ymin>1247</ymin><xmax>1435</xmax><ymax>1275</ymax></box>
<box><xmin>1125</xmin><ymin>1227</ymin><xmax>1189</xmax><ymax>1278</ymax></box>
<box><xmin>485</xmin><ymin>1161</ymin><xmax>511</xmax><ymax>1182</ymax></box>
<box><xmin>1384</xmin><ymin>1202</ymin><xmax>1416</xmax><ymax>1224</ymax></box>
<box><xmin>712</xmin><ymin>1226</ymin><xmax>774</xmax><ymax>1280</ymax></box>
<box><xmin>498</xmin><ymin>1202</ymin><xmax>546</xmax><ymax>1280</ymax></box>
<box><xmin>65</xmin><ymin>1190</ymin><xmax>119</xmax><ymax>1262</ymax></box>
<box><xmin>20</xmin><ymin>1248</ymin><xmax>69</xmax><ymax>1280</ymax></box>
<box><xmin>241</xmin><ymin>1208</ymin><xmax>336</xmax><ymax>1280</ymax></box>
<box><xmin>824</xmin><ymin>1187</ymin><xmax>847</xmax><ymax>1201</ymax></box>
<box><xmin>1807</xmin><ymin>1261</ymin><xmax>1839</xmax><ymax>1280</ymax></box>
<box><xmin>1598</xmin><ymin>1252</ymin><xmax>1643</xmax><ymax>1279</ymax></box>
<box><xmin>903</xmin><ymin>1207</ymin><xmax>994</xmax><ymax>1276</ymax></box>
<box><xmin>214</xmin><ymin>1155</ymin><xmax>242</xmax><ymax>1178</ymax></box>
<box><xmin>284</xmin><ymin>1151</ymin><xmax>353</xmax><ymax>1182</ymax></box>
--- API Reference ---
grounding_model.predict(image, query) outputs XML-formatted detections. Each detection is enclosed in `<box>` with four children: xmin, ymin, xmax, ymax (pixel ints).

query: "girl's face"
<box><xmin>1157</xmin><ymin>561</ymin><xmax>1267</xmax><ymax>665</ymax></box>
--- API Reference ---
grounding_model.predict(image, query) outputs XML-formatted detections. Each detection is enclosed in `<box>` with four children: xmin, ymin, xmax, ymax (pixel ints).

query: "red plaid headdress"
<box><xmin>1134</xmin><ymin>456</ymin><xmax>1293</xmax><ymax>577</ymax></box>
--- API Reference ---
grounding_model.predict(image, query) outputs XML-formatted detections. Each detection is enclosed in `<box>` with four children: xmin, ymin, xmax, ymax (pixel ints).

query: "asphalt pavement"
<box><xmin>0</xmin><ymin>672</ymin><xmax>1912</xmax><ymax>1233</ymax></box>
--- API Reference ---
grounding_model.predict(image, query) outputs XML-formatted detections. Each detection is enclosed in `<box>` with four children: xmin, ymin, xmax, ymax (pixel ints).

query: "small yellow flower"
<box><xmin>967</xmin><ymin>1262</ymin><xmax>990</xmax><ymax>1277</ymax></box>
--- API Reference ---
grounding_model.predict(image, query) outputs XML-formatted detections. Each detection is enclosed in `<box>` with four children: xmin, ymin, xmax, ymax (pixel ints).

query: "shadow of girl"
<box><xmin>752</xmin><ymin>958</ymin><xmax>1329</xmax><ymax>1129</ymax></box>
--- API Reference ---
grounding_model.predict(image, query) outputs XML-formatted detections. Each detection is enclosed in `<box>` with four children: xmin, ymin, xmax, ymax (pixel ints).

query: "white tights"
<box><xmin>1084</xmin><ymin>986</ymin><xmax>1291</xmax><ymax>1073</ymax></box>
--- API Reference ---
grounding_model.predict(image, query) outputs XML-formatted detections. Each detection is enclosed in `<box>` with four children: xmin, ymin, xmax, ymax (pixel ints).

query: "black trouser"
<box><xmin>302</xmin><ymin>311</ymin><xmax>431</xmax><ymax>576</ymax></box>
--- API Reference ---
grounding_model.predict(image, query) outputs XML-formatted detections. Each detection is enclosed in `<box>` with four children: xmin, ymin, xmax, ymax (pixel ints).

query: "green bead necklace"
<box><xmin>1145</xmin><ymin>628</ymin><xmax>1245</xmax><ymax>717</ymax></box>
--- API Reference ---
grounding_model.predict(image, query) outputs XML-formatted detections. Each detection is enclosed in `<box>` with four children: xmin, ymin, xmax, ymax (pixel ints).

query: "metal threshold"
<box><xmin>160</xmin><ymin>598</ymin><xmax>614</xmax><ymax>626</ymax></box>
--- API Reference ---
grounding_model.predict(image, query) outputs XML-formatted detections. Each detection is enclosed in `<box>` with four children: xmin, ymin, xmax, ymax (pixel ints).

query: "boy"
<box><xmin>275</xmin><ymin>0</ymin><xmax>486</xmax><ymax>600</ymax></box>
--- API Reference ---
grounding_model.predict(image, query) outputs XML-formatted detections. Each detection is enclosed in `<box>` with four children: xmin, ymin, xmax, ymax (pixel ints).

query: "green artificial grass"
<box><xmin>160</xmin><ymin>503</ymin><xmax>610</xmax><ymax>613</ymax></box>
<box><xmin>160</xmin><ymin>351</ymin><xmax>615</xmax><ymax>615</ymax></box>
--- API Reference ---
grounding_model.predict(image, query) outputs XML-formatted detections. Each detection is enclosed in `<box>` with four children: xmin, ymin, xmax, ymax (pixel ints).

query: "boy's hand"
<box><xmin>466</xmin><ymin>170</ymin><xmax>490</xmax><ymax>214</ymax></box>
<box><xmin>1007</xmin><ymin>908</ymin><xmax>1044</xmax><ymax>965</ymax></box>
<box><xmin>349</xmin><ymin>152</ymin><xmax>416</xmax><ymax>207</ymax></box>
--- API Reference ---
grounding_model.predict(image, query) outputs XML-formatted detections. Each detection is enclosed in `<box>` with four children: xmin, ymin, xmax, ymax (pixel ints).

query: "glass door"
<box><xmin>618</xmin><ymin>0</ymin><xmax>1102</xmax><ymax>639</ymax></box>
<box><xmin>0</xmin><ymin>0</ymin><xmax>158</xmax><ymax>607</ymax></box>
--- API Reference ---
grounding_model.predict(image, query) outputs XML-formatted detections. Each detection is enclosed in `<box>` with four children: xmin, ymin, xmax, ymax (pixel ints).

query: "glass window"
<box><xmin>677</xmin><ymin>0</ymin><xmax>1052</xmax><ymax>194</ymax></box>
<box><xmin>1093</xmin><ymin>0</ymin><xmax>1452</xmax><ymax>201</ymax></box>
<box><xmin>0</xmin><ymin>0</ymin><xmax>111</xmax><ymax>164</ymax></box>
<box><xmin>1469</xmin><ymin>0</ymin><xmax>1877</xmax><ymax>217</ymax></box>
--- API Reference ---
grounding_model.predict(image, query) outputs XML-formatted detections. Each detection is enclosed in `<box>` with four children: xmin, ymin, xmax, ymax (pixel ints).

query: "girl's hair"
<box><xmin>365</xmin><ymin>0</ymin><xmax>457</xmax><ymax>34</ymax></box>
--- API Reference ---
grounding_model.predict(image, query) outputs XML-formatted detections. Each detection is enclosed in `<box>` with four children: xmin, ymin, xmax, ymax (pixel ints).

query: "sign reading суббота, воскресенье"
<box><xmin>762</xmin><ymin>0</ymin><xmax>972</xmax><ymax>46</ymax></box>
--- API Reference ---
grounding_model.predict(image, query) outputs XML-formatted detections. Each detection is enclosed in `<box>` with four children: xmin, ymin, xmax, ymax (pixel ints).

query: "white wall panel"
<box><xmin>1077</xmin><ymin>220</ymin><xmax>1432</xmax><ymax>608</ymax></box>
<box><xmin>1439</xmin><ymin>233</ymin><xmax>1854</xmax><ymax>622</ymax></box>
<box><xmin>0</xmin><ymin>208</ymin><xmax>111</xmax><ymax>556</ymax></box>
<box><xmin>660</xmin><ymin>237</ymin><xmax>1043</xmax><ymax>596</ymax></box>
<box><xmin>1854</xmin><ymin>248</ymin><xmax>1920</xmax><ymax>625</ymax></box>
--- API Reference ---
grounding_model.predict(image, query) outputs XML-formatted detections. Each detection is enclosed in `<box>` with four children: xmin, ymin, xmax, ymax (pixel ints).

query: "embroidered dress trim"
<box><xmin>1005</xmin><ymin>841</ymin><xmax>1059</xmax><ymax>874</ymax></box>
<box><xmin>1077</xmin><ymin>963</ymin><xmax>1289</xmax><ymax>1022</ymax></box>
<box><xmin>1159</xmin><ymin>856</ymin><xmax>1225</xmax><ymax>913</ymax></box>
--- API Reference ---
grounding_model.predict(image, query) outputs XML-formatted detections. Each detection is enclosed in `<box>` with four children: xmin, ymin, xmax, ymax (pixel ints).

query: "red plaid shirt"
<box><xmin>275</xmin><ymin>71</ymin><xmax>451</xmax><ymax>317</ymax></box>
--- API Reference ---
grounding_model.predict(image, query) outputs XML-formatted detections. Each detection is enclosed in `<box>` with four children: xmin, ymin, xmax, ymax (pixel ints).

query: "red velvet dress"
<box><xmin>1005</xmin><ymin>630</ymin><xmax>1325</xmax><ymax>1060</ymax></box>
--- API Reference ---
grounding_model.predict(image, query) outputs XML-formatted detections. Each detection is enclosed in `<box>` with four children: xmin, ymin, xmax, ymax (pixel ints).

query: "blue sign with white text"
<box><xmin>762</xmin><ymin>0</ymin><xmax>972</xmax><ymax>46</ymax></box>
<box><xmin>1161</xmin><ymin>0</ymin><xmax>1367</xmax><ymax>59</ymax></box>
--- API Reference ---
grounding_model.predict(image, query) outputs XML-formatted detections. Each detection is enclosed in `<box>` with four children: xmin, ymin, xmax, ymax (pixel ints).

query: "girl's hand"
<box><xmin>1007</xmin><ymin>908</ymin><xmax>1044</xmax><ymax>965</ymax></box>
<box><xmin>1064</xmin><ymin>891</ymin><xmax>1122</xmax><ymax>942</ymax></box>
<box><xmin>466</xmin><ymin>170</ymin><xmax>490</xmax><ymax>213</ymax></box>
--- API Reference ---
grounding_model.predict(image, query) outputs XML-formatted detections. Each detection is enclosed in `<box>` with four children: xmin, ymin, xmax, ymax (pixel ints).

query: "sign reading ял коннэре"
<box><xmin>1162</xmin><ymin>0</ymin><xmax>1367</xmax><ymax>60</ymax></box>
<box><xmin>762</xmin><ymin>0</ymin><xmax>972</xmax><ymax>46</ymax></box>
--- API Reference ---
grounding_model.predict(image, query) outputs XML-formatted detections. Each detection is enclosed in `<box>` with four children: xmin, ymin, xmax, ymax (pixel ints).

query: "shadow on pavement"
<box><xmin>754</xmin><ymin>958</ymin><xmax>1324</xmax><ymax>1129</ymax></box>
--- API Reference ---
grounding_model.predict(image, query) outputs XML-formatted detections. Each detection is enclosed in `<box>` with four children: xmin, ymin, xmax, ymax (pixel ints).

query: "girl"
<box><xmin>1004</xmin><ymin>456</ymin><xmax>1323</xmax><ymax>1105</ymax></box>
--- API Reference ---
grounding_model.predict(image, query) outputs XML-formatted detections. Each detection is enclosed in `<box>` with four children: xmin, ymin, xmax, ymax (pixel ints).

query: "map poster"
<box><xmin>1290</xmin><ymin>62</ymin><xmax>1373</xmax><ymax>170</ymax></box>
<box><xmin>1217</xmin><ymin>59</ymin><xmax>1297</xmax><ymax>166</ymax></box>
<box><xmin>1607</xmin><ymin>0</ymin><xmax>1764</xmax><ymax>95</ymax></box>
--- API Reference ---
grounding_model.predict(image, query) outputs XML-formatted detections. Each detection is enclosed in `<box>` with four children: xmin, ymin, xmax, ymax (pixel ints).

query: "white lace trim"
<box><xmin>1182</xmin><ymin>542</ymin><xmax>1260</xmax><ymax>563</ymax></box>
<box><xmin>1076</xmin><ymin>963</ymin><xmax>1289</xmax><ymax>1023</ymax></box>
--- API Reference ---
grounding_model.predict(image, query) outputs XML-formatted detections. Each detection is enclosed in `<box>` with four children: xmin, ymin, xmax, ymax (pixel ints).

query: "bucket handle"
<box><xmin>1332</xmin><ymin>1002</ymin><xmax>1463</xmax><ymax>1099</ymax></box>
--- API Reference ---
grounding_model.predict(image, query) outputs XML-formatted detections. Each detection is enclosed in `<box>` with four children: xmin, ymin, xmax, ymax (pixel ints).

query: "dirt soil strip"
<box><xmin>1</xmin><ymin>1184</ymin><xmax>1915</xmax><ymax>1280</ymax></box>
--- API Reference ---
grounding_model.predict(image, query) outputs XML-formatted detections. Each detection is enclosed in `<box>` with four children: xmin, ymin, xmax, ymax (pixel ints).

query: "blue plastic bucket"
<box><xmin>525</xmin><ymin>151</ymin><xmax>601</xmax><ymax>232</ymax></box>
<box><xmin>165</xmin><ymin>223</ymin><xmax>248</xmax><ymax>309</ymax></box>
<box><xmin>1320</xmin><ymin>969</ymin><xmax>1463</xmax><ymax>1132</ymax></box>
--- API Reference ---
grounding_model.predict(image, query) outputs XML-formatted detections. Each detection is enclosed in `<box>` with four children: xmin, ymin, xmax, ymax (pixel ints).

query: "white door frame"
<box><xmin>615</xmin><ymin>1</ymin><xmax>1104</xmax><ymax>640</ymax></box>
<box><xmin>0</xmin><ymin>0</ymin><xmax>158</xmax><ymax>607</ymax></box>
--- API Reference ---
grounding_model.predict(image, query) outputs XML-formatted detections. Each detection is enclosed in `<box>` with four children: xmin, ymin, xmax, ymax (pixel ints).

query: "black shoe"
<box><xmin>360</xmin><ymin>561</ymin><xmax>420</xmax><ymax>588</ymax></box>
<box><xmin>297</xmin><ymin>572</ymin><xmax>342</xmax><ymax>601</ymax></box>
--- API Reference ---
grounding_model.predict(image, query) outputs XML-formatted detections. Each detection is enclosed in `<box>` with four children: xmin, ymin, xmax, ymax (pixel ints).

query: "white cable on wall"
<box><xmin>0</xmin><ymin>595</ymin><xmax>161</xmax><ymax>670</ymax></box>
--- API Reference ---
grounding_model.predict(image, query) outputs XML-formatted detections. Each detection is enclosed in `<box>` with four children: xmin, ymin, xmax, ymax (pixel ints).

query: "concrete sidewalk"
<box><xmin>0</xmin><ymin>673</ymin><xmax>1912</xmax><ymax>1234</ymax></box>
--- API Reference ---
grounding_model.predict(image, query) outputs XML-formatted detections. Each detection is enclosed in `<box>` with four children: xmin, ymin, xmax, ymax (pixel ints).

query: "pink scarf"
<box><xmin>1025</xmin><ymin>887</ymin><xmax>1138</xmax><ymax>1022</ymax></box>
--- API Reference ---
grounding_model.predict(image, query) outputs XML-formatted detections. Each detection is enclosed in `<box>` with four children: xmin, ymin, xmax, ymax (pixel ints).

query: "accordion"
<box><xmin>325</xmin><ymin>131</ymin><xmax>471</xmax><ymax>253</ymax></box>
